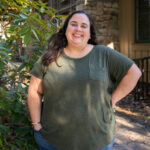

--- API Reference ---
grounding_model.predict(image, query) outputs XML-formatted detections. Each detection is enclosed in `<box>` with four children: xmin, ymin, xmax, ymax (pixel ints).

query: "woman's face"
<box><xmin>65</xmin><ymin>13</ymin><xmax>91</xmax><ymax>47</ymax></box>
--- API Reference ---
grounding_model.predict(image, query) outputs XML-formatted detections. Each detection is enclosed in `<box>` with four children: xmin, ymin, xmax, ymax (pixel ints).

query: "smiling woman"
<box><xmin>27</xmin><ymin>10</ymin><xmax>141</xmax><ymax>150</ymax></box>
<box><xmin>64</xmin><ymin>13</ymin><xmax>92</xmax><ymax>58</ymax></box>
<box><xmin>65</xmin><ymin>14</ymin><xmax>90</xmax><ymax>45</ymax></box>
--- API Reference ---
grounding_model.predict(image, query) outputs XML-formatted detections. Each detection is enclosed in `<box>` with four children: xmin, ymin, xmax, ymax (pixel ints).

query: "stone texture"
<box><xmin>96</xmin><ymin>2</ymin><xmax>104</xmax><ymax>8</ymax></box>
<box><xmin>104</xmin><ymin>2</ymin><xmax>112</xmax><ymax>8</ymax></box>
<box><xmin>112</xmin><ymin>2</ymin><xmax>119</xmax><ymax>8</ymax></box>
<box><xmin>76</xmin><ymin>4</ymin><xmax>83</xmax><ymax>10</ymax></box>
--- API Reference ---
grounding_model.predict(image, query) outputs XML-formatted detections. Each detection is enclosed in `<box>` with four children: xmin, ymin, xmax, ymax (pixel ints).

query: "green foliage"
<box><xmin>0</xmin><ymin>0</ymin><xmax>65</xmax><ymax>149</ymax></box>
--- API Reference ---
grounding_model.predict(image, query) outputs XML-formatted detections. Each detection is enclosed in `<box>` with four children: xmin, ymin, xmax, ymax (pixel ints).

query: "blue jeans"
<box><xmin>102</xmin><ymin>137</ymin><xmax>115</xmax><ymax>150</ymax></box>
<box><xmin>34</xmin><ymin>130</ymin><xmax>57</xmax><ymax>150</ymax></box>
<box><xmin>34</xmin><ymin>130</ymin><xmax>114</xmax><ymax>150</ymax></box>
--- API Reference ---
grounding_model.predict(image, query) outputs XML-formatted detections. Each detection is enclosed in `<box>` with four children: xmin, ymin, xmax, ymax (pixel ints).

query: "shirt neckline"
<box><xmin>62</xmin><ymin>45</ymin><xmax>96</xmax><ymax>60</ymax></box>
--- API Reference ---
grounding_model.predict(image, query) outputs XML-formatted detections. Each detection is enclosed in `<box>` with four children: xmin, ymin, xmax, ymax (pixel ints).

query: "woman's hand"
<box><xmin>111</xmin><ymin>63</ymin><xmax>141</xmax><ymax>107</ymax></box>
<box><xmin>112</xmin><ymin>103</ymin><xmax>116</xmax><ymax>108</ymax></box>
<box><xmin>33</xmin><ymin>123</ymin><xmax>42</xmax><ymax>131</ymax></box>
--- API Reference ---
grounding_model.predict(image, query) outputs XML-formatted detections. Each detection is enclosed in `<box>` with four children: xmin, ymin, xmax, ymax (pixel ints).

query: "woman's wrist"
<box><xmin>33</xmin><ymin>124</ymin><xmax>42</xmax><ymax>131</ymax></box>
<box><xmin>111</xmin><ymin>94</ymin><xmax>118</xmax><ymax>108</ymax></box>
<box><xmin>32</xmin><ymin>121</ymin><xmax>41</xmax><ymax>125</ymax></box>
<box><xmin>32</xmin><ymin>122</ymin><xmax>42</xmax><ymax>131</ymax></box>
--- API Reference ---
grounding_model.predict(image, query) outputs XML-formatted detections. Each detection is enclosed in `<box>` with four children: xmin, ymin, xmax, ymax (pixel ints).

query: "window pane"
<box><xmin>135</xmin><ymin>0</ymin><xmax>150</xmax><ymax>42</ymax></box>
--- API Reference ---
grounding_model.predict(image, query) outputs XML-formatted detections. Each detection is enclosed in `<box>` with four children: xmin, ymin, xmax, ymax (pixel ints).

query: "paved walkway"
<box><xmin>113</xmin><ymin>111</ymin><xmax>150</xmax><ymax>150</ymax></box>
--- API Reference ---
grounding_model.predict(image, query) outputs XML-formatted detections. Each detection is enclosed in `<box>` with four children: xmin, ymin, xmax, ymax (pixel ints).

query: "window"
<box><xmin>135</xmin><ymin>0</ymin><xmax>150</xmax><ymax>43</ymax></box>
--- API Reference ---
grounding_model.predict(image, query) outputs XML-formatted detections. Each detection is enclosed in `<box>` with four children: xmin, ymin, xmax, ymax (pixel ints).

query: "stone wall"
<box><xmin>76</xmin><ymin>0</ymin><xmax>120</xmax><ymax>51</ymax></box>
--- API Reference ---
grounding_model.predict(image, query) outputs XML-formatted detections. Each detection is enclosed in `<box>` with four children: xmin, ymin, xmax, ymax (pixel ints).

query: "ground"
<box><xmin>113</xmin><ymin>95</ymin><xmax>150</xmax><ymax>150</ymax></box>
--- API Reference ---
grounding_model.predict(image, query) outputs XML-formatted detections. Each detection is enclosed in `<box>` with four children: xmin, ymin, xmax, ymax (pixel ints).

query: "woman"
<box><xmin>28</xmin><ymin>10</ymin><xmax>141</xmax><ymax>150</ymax></box>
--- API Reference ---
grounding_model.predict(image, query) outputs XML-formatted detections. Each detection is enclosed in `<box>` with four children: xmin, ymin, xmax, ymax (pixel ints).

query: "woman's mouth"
<box><xmin>73</xmin><ymin>34</ymin><xmax>83</xmax><ymax>38</ymax></box>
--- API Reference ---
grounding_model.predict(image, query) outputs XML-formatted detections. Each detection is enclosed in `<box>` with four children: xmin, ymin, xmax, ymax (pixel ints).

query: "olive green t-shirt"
<box><xmin>30</xmin><ymin>45</ymin><xmax>134</xmax><ymax>150</ymax></box>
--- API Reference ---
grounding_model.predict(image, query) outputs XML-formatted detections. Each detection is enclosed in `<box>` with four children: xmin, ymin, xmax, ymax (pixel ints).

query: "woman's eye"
<box><xmin>71</xmin><ymin>24</ymin><xmax>77</xmax><ymax>26</ymax></box>
<box><xmin>71</xmin><ymin>24</ymin><xmax>87</xmax><ymax>28</ymax></box>
<box><xmin>81</xmin><ymin>25</ymin><xmax>87</xmax><ymax>28</ymax></box>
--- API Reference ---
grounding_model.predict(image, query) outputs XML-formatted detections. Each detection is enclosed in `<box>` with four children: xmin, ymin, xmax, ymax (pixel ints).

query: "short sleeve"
<box><xmin>30</xmin><ymin>56</ymin><xmax>45</xmax><ymax>79</ymax></box>
<box><xmin>107</xmin><ymin>47</ymin><xmax>134</xmax><ymax>84</ymax></box>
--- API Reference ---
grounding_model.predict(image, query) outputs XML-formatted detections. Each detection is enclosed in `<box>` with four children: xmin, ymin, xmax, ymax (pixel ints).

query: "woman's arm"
<box><xmin>111</xmin><ymin>64</ymin><xmax>142</xmax><ymax>108</ymax></box>
<box><xmin>27</xmin><ymin>75</ymin><xmax>43</xmax><ymax>130</ymax></box>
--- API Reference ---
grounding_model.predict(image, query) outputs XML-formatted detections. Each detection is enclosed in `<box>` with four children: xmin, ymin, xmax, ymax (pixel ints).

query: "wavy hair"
<box><xmin>42</xmin><ymin>10</ymin><xmax>97</xmax><ymax>66</ymax></box>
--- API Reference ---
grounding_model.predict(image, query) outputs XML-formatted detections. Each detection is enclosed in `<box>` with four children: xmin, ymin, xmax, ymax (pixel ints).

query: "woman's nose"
<box><xmin>76</xmin><ymin>26</ymin><xmax>82</xmax><ymax>31</ymax></box>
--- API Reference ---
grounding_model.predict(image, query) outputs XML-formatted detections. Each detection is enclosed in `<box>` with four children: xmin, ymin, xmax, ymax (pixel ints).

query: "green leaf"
<box><xmin>0</xmin><ymin>124</ymin><xmax>9</xmax><ymax>132</ymax></box>
<box><xmin>56</xmin><ymin>15</ymin><xmax>66</xmax><ymax>18</ymax></box>
<box><xmin>0</xmin><ymin>46</ymin><xmax>7</xmax><ymax>50</ymax></box>
<box><xmin>9</xmin><ymin>25</ymin><xmax>20</xmax><ymax>31</ymax></box>
<box><xmin>13</xmin><ymin>18</ymin><xmax>24</xmax><ymax>23</ymax></box>
<box><xmin>0</xmin><ymin>89</ymin><xmax>5</xmax><ymax>97</ymax></box>
<box><xmin>17</xmin><ymin>63</ymin><xmax>26</xmax><ymax>72</ymax></box>
<box><xmin>47</xmin><ymin>7</ymin><xmax>56</xmax><ymax>12</ymax></box>
<box><xmin>45</xmin><ymin>10</ymin><xmax>55</xmax><ymax>17</ymax></box>
<box><xmin>20</xmin><ymin>55</ymin><xmax>28</xmax><ymax>63</ymax></box>
<box><xmin>0</xmin><ymin>51</ymin><xmax>9</xmax><ymax>57</ymax></box>
<box><xmin>0</xmin><ymin>3</ymin><xmax>6</xmax><ymax>10</ymax></box>
<box><xmin>15</xmin><ymin>139</ymin><xmax>24</xmax><ymax>147</ymax></box>
<box><xmin>0</xmin><ymin>138</ymin><xmax>3</xmax><ymax>147</ymax></box>
<box><xmin>31</xmin><ymin>29</ymin><xmax>39</xmax><ymax>41</ymax></box>
<box><xmin>20</xmin><ymin>13</ymin><xmax>27</xmax><ymax>19</ymax></box>
<box><xmin>9</xmin><ymin>144</ymin><xmax>17</xmax><ymax>149</ymax></box>
<box><xmin>24</xmin><ymin>31</ymin><xmax>31</xmax><ymax>45</ymax></box>
<box><xmin>25</xmin><ymin>6</ymin><xmax>31</xmax><ymax>12</ymax></box>
<box><xmin>40</xmin><ymin>7</ymin><xmax>44</xmax><ymax>13</ymax></box>
<box><xmin>8</xmin><ymin>13</ymin><xmax>18</xmax><ymax>17</ymax></box>
<box><xmin>18</xmin><ymin>27</ymin><xmax>29</xmax><ymax>36</ymax></box>
<box><xmin>30</xmin><ymin>15</ymin><xmax>44</xmax><ymax>25</ymax></box>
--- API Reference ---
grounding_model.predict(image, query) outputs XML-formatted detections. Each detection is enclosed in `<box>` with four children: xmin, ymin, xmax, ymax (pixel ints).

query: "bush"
<box><xmin>0</xmin><ymin>0</ymin><xmax>64</xmax><ymax>149</ymax></box>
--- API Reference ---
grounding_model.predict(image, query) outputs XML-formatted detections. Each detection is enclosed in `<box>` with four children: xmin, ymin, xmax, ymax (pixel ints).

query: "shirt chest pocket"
<box><xmin>89</xmin><ymin>65</ymin><xmax>107</xmax><ymax>83</ymax></box>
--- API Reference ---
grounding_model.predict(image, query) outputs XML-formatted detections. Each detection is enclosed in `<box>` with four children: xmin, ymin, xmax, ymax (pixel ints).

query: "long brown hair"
<box><xmin>42</xmin><ymin>10</ymin><xmax>97</xmax><ymax>66</ymax></box>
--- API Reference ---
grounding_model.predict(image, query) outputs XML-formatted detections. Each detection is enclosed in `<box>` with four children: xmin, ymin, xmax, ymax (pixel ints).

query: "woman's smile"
<box><xmin>73</xmin><ymin>34</ymin><xmax>82</xmax><ymax>38</ymax></box>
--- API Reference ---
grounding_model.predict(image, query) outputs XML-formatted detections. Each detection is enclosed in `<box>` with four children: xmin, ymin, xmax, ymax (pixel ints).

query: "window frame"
<box><xmin>135</xmin><ymin>0</ymin><xmax>150</xmax><ymax>43</ymax></box>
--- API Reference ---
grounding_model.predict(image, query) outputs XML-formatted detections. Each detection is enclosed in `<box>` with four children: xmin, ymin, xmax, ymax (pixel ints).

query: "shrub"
<box><xmin>0</xmin><ymin>0</ymin><xmax>64</xmax><ymax>149</ymax></box>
